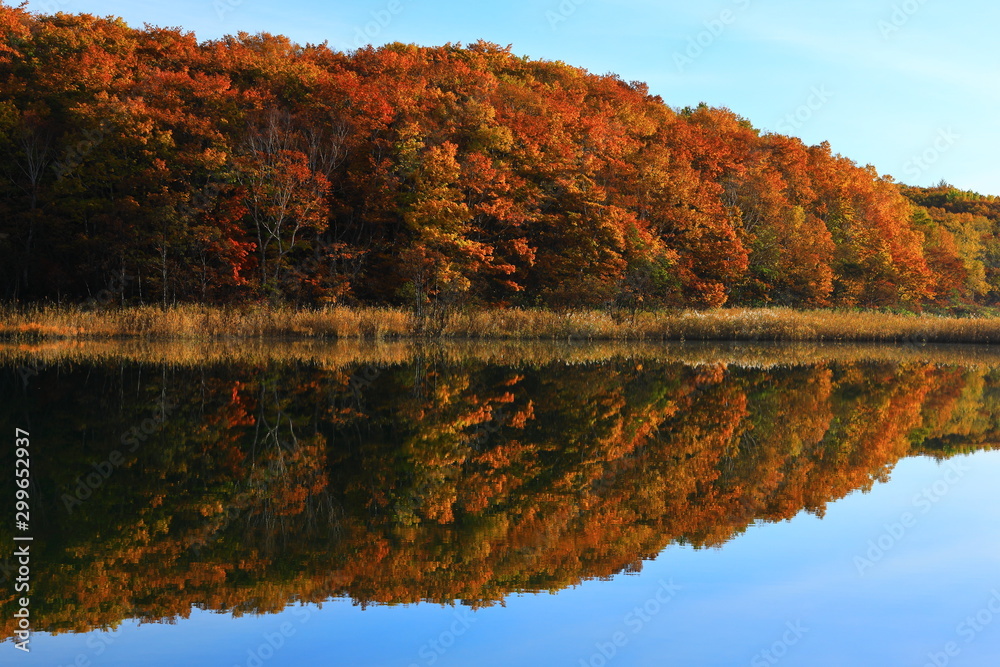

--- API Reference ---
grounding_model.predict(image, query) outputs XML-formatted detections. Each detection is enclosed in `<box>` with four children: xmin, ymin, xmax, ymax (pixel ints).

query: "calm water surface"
<box><xmin>2</xmin><ymin>343</ymin><xmax>1000</xmax><ymax>666</ymax></box>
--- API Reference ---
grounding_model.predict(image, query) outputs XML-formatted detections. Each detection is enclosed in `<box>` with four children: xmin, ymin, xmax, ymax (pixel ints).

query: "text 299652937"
<box><xmin>12</xmin><ymin>428</ymin><xmax>32</xmax><ymax>653</ymax></box>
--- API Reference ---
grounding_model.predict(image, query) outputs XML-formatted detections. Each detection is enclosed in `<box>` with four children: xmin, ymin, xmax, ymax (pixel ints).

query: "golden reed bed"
<box><xmin>5</xmin><ymin>305</ymin><xmax>1000</xmax><ymax>345</ymax></box>
<box><xmin>0</xmin><ymin>305</ymin><xmax>1000</xmax><ymax>345</ymax></box>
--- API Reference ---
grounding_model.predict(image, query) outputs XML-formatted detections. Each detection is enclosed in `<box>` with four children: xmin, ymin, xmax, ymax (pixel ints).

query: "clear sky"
<box><xmin>23</xmin><ymin>0</ymin><xmax>1000</xmax><ymax>195</ymax></box>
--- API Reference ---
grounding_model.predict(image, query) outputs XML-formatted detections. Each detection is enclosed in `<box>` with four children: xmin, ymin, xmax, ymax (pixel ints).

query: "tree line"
<box><xmin>2</xmin><ymin>6</ymin><xmax>999</xmax><ymax>310</ymax></box>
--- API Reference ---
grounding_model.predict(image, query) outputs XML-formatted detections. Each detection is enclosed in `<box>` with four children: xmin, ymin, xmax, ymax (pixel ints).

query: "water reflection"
<box><xmin>1</xmin><ymin>344</ymin><xmax>998</xmax><ymax>640</ymax></box>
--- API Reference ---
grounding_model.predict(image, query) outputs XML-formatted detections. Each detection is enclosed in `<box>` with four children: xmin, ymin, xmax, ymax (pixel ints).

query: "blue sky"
<box><xmin>23</xmin><ymin>0</ymin><xmax>1000</xmax><ymax>195</ymax></box>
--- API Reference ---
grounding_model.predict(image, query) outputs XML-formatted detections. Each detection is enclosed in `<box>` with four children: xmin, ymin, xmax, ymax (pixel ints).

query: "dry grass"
<box><xmin>445</xmin><ymin>307</ymin><xmax>1000</xmax><ymax>344</ymax></box>
<box><xmin>0</xmin><ymin>304</ymin><xmax>414</xmax><ymax>340</ymax></box>
<box><xmin>6</xmin><ymin>304</ymin><xmax>1000</xmax><ymax>345</ymax></box>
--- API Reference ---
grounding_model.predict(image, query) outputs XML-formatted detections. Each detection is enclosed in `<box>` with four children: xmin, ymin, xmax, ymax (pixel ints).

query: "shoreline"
<box><xmin>5</xmin><ymin>304</ymin><xmax>1000</xmax><ymax>345</ymax></box>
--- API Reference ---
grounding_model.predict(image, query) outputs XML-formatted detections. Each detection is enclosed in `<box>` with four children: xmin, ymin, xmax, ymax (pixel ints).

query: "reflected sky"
<box><xmin>16</xmin><ymin>451</ymin><xmax>1000</xmax><ymax>667</ymax></box>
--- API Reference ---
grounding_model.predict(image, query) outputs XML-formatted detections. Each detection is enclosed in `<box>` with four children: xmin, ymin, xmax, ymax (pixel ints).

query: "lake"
<box><xmin>2</xmin><ymin>341</ymin><xmax>1000</xmax><ymax>666</ymax></box>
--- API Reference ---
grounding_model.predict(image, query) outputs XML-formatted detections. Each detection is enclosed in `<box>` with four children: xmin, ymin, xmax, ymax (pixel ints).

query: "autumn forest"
<box><xmin>3</xmin><ymin>6</ymin><xmax>1000</xmax><ymax>313</ymax></box>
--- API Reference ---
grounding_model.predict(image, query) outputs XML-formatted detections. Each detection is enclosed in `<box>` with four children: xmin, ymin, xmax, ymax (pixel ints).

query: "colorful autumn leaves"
<box><xmin>1</xmin><ymin>7</ymin><xmax>997</xmax><ymax>309</ymax></box>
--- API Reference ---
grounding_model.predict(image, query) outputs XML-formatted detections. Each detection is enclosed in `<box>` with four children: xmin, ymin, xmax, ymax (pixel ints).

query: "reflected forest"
<box><xmin>2</xmin><ymin>350</ymin><xmax>998</xmax><ymax>639</ymax></box>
